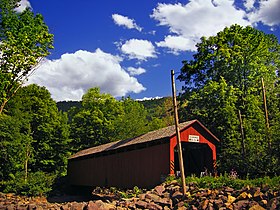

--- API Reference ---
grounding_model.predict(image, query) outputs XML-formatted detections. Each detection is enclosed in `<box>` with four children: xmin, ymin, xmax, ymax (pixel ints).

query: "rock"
<box><xmin>172</xmin><ymin>191</ymin><xmax>183</xmax><ymax>200</ymax></box>
<box><xmin>177</xmin><ymin>201</ymin><xmax>185</xmax><ymax>207</ymax></box>
<box><xmin>213</xmin><ymin>198</ymin><xmax>223</xmax><ymax>209</ymax></box>
<box><xmin>154</xmin><ymin>185</ymin><xmax>165</xmax><ymax>196</ymax></box>
<box><xmin>224</xmin><ymin>187</ymin><xmax>234</xmax><ymax>193</ymax></box>
<box><xmin>86</xmin><ymin>200</ymin><xmax>101</xmax><ymax>210</ymax></box>
<box><xmin>6</xmin><ymin>205</ymin><xmax>15</xmax><ymax>210</ymax></box>
<box><xmin>227</xmin><ymin>195</ymin><xmax>236</xmax><ymax>204</ymax></box>
<box><xmin>0</xmin><ymin>204</ymin><xmax>5</xmax><ymax>210</ymax></box>
<box><xmin>94</xmin><ymin>200</ymin><xmax>115</xmax><ymax>210</ymax></box>
<box><xmin>70</xmin><ymin>201</ymin><xmax>86</xmax><ymax>210</ymax></box>
<box><xmin>145</xmin><ymin>193</ymin><xmax>161</xmax><ymax>202</ymax></box>
<box><xmin>190</xmin><ymin>205</ymin><xmax>198</xmax><ymax>210</ymax></box>
<box><xmin>177</xmin><ymin>206</ymin><xmax>187</xmax><ymax>210</ymax></box>
<box><xmin>156</xmin><ymin>197</ymin><xmax>172</xmax><ymax>208</ymax></box>
<box><xmin>237</xmin><ymin>192</ymin><xmax>252</xmax><ymax>200</ymax></box>
<box><xmin>233</xmin><ymin>200</ymin><xmax>249</xmax><ymax>209</ymax></box>
<box><xmin>200</xmin><ymin>199</ymin><xmax>209</xmax><ymax>210</ymax></box>
<box><xmin>36</xmin><ymin>205</ymin><xmax>44</xmax><ymax>210</ymax></box>
<box><xmin>267</xmin><ymin>196</ymin><xmax>280</xmax><ymax>210</ymax></box>
<box><xmin>163</xmin><ymin>206</ymin><xmax>171</xmax><ymax>210</ymax></box>
<box><xmin>207</xmin><ymin>203</ymin><xmax>214</xmax><ymax>210</ymax></box>
<box><xmin>61</xmin><ymin>203</ymin><xmax>71</xmax><ymax>210</ymax></box>
<box><xmin>260</xmin><ymin>199</ymin><xmax>267</xmax><ymax>206</ymax></box>
<box><xmin>138</xmin><ymin>193</ymin><xmax>146</xmax><ymax>200</ymax></box>
<box><xmin>146</xmin><ymin>202</ymin><xmax>163</xmax><ymax>210</ymax></box>
<box><xmin>253</xmin><ymin>189</ymin><xmax>264</xmax><ymax>201</ymax></box>
<box><xmin>27</xmin><ymin>203</ymin><xmax>37</xmax><ymax>210</ymax></box>
<box><xmin>135</xmin><ymin>200</ymin><xmax>148</xmax><ymax>209</ymax></box>
<box><xmin>16</xmin><ymin>204</ymin><xmax>28</xmax><ymax>210</ymax></box>
<box><xmin>163</xmin><ymin>192</ymin><xmax>171</xmax><ymax>199</ymax></box>
<box><xmin>248</xmin><ymin>204</ymin><xmax>265</xmax><ymax>210</ymax></box>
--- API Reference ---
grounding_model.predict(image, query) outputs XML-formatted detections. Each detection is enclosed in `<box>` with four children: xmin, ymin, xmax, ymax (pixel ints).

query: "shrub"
<box><xmin>2</xmin><ymin>171</ymin><xmax>55</xmax><ymax>196</ymax></box>
<box><xmin>171</xmin><ymin>174</ymin><xmax>280</xmax><ymax>190</ymax></box>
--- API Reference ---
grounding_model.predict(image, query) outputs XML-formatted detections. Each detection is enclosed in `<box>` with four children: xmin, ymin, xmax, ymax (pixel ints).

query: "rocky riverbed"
<box><xmin>0</xmin><ymin>180</ymin><xmax>279</xmax><ymax>209</ymax></box>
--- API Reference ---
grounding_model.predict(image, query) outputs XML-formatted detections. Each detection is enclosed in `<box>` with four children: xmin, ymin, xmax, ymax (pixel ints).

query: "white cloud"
<box><xmin>136</xmin><ymin>96</ymin><xmax>163</xmax><ymax>101</ymax></box>
<box><xmin>126</xmin><ymin>67</ymin><xmax>146</xmax><ymax>76</ymax></box>
<box><xmin>27</xmin><ymin>49</ymin><xmax>146</xmax><ymax>101</ymax></box>
<box><xmin>112</xmin><ymin>14</ymin><xmax>142</xmax><ymax>31</ymax></box>
<box><xmin>244</xmin><ymin>0</ymin><xmax>256</xmax><ymax>11</ymax></box>
<box><xmin>156</xmin><ymin>35</ymin><xmax>196</xmax><ymax>54</ymax></box>
<box><xmin>14</xmin><ymin>0</ymin><xmax>31</xmax><ymax>13</ymax></box>
<box><xmin>151</xmin><ymin>0</ymin><xmax>251</xmax><ymax>53</ymax></box>
<box><xmin>248</xmin><ymin>0</ymin><xmax>280</xmax><ymax>26</ymax></box>
<box><xmin>120</xmin><ymin>39</ymin><xmax>157</xmax><ymax>61</ymax></box>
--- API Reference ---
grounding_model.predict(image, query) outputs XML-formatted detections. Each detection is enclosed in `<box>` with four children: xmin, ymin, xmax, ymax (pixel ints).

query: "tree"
<box><xmin>0</xmin><ymin>114</ymin><xmax>27</xmax><ymax>180</ymax></box>
<box><xmin>70</xmin><ymin>87</ymin><xmax>123</xmax><ymax>151</ymax></box>
<box><xmin>4</xmin><ymin>84</ymin><xmax>70</xmax><ymax>177</ymax></box>
<box><xmin>0</xmin><ymin>84</ymin><xmax>69</xmax><ymax>195</ymax></box>
<box><xmin>114</xmin><ymin>97</ymin><xmax>151</xmax><ymax>140</ymax></box>
<box><xmin>154</xmin><ymin>97</ymin><xmax>174</xmax><ymax>126</ymax></box>
<box><xmin>0</xmin><ymin>0</ymin><xmax>53</xmax><ymax>114</ymax></box>
<box><xmin>178</xmin><ymin>25</ymin><xmax>280</xmax><ymax>175</ymax></box>
<box><xmin>70</xmin><ymin>88</ymin><xmax>167</xmax><ymax>152</ymax></box>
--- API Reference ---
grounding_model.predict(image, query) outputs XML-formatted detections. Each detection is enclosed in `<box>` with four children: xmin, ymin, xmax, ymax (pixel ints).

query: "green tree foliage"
<box><xmin>114</xmin><ymin>97</ymin><xmax>150</xmax><ymax>140</ymax></box>
<box><xmin>70</xmin><ymin>87</ymin><xmax>123</xmax><ymax>151</ymax></box>
<box><xmin>154</xmin><ymin>97</ymin><xmax>174</xmax><ymax>126</ymax></box>
<box><xmin>178</xmin><ymin>25</ymin><xmax>280</xmax><ymax>175</ymax></box>
<box><xmin>69</xmin><ymin>88</ymin><xmax>166</xmax><ymax>152</ymax></box>
<box><xmin>0</xmin><ymin>0</ymin><xmax>53</xmax><ymax>114</ymax></box>
<box><xmin>0</xmin><ymin>84</ymin><xmax>70</xmax><ymax>195</ymax></box>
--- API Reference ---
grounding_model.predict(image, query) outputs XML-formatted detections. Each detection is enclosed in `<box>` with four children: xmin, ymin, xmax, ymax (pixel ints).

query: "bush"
<box><xmin>2</xmin><ymin>171</ymin><xmax>55</xmax><ymax>196</ymax></box>
<box><xmin>169</xmin><ymin>174</ymin><xmax>280</xmax><ymax>190</ymax></box>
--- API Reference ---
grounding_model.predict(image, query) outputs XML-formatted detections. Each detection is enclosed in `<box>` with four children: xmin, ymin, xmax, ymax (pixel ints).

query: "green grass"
<box><xmin>167</xmin><ymin>175</ymin><xmax>280</xmax><ymax>190</ymax></box>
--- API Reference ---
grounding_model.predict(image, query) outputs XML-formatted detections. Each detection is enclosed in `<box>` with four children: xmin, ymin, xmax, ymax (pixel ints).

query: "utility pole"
<box><xmin>171</xmin><ymin>70</ymin><xmax>186</xmax><ymax>196</ymax></box>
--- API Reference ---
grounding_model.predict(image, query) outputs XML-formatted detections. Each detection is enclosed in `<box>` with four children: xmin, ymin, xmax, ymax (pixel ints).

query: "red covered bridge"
<box><xmin>68</xmin><ymin>120</ymin><xmax>219</xmax><ymax>188</ymax></box>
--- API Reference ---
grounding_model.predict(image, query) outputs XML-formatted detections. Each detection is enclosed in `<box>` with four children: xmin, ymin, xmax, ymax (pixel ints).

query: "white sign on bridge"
<box><xmin>188</xmin><ymin>135</ymin><xmax>200</xmax><ymax>143</ymax></box>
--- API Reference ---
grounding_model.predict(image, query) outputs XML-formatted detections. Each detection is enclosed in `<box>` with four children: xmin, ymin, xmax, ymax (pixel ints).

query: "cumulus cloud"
<box><xmin>156</xmin><ymin>35</ymin><xmax>196</xmax><ymax>53</ymax></box>
<box><xmin>151</xmin><ymin>0</ymin><xmax>251</xmax><ymax>53</ymax></box>
<box><xmin>244</xmin><ymin>0</ymin><xmax>256</xmax><ymax>11</ymax></box>
<box><xmin>136</xmin><ymin>96</ymin><xmax>163</xmax><ymax>101</ymax></box>
<box><xmin>27</xmin><ymin>49</ymin><xmax>146</xmax><ymax>101</ymax></box>
<box><xmin>120</xmin><ymin>39</ymin><xmax>157</xmax><ymax>61</ymax></box>
<box><xmin>112</xmin><ymin>14</ymin><xmax>142</xmax><ymax>31</ymax></box>
<box><xmin>248</xmin><ymin>0</ymin><xmax>280</xmax><ymax>26</ymax></box>
<box><xmin>14</xmin><ymin>0</ymin><xmax>31</xmax><ymax>12</ymax></box>
<box><xmin>126</xmin><ymin>67</ymin><xmax>146</xmax><ymax>76</ymax></box>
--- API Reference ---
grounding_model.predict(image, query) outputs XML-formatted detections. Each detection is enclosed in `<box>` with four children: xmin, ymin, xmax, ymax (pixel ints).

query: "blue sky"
<box><xmin>18</xmin><ymin>0</ymin><xmax>280</xmax><ymax>101</ymax></box>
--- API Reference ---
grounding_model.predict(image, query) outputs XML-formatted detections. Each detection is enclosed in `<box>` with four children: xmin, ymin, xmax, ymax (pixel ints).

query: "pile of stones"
<box><xmin>0</xmin><ymin>180</ymin><xmax>279</xmax><ymax>209</ymax></box>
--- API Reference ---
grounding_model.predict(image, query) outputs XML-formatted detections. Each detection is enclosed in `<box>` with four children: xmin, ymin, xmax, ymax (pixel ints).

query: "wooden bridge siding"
<box><xmin>68</xmin><ymin>142</ymin><xmax>170</xmax><ymax>188</ymax></box>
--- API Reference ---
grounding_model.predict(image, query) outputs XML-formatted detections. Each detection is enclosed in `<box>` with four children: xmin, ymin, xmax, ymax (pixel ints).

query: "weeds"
<box><xmin>166</xmin><ymin>174</ymin><xmax>280</xmax><ymax>190</ymax></box>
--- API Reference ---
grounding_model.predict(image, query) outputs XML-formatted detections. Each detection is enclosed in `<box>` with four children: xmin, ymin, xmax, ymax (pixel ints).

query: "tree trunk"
<box><xmin>0</xmin><ymin>99</ymin><xmax>8</xmax><ymax>115</ymax></box>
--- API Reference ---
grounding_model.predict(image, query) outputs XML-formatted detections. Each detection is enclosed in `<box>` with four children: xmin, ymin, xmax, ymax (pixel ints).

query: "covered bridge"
<box><xmin>68</xmin><ymin>120</ymin><xmax>219</xmax><ymax>189</ymax></box>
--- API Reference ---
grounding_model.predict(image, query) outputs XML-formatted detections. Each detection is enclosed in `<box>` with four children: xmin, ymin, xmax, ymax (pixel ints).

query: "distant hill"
<box><xmin>56</xmin><ymin>97</ymin><xmax>169</xmax><ymax>114</ymax></box>
<box><xmin>137</xmin><ymin>97</ymin><xmax>166</xmax><ymax>110</ymax></box>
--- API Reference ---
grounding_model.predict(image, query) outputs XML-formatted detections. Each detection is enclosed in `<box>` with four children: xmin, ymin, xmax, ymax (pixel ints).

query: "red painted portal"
<box><xmin>169</xmin><ymin>122</ymin><xmax>217</xmax><ymax>176</ymax></box>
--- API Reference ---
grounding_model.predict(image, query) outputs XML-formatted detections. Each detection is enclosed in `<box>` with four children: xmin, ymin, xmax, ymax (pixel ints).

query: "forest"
<box><xmin>0</xmin><ymin>0</ymin><xmax>279</xmax><ymax>196</ymax></box>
